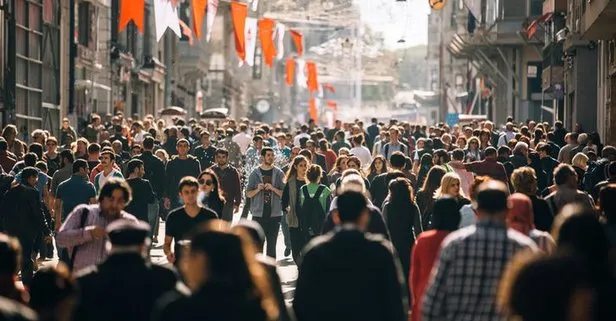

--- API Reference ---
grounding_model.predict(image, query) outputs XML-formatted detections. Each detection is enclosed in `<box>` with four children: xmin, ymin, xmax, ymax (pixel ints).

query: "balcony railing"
<box><xmin>580</xmin><ymin>0</ymin><xmax>616</xmax><ymax>40</ymax></box>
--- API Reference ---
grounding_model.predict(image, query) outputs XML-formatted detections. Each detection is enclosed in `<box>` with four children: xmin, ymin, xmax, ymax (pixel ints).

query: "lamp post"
<box><xmin>1</xmin><ymin>0</ymin><xmax>16</xmax><ymax>126</ymax></box>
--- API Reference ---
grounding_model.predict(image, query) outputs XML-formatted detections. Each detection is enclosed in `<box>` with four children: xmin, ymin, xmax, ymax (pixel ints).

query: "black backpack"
<box><xmin>300</xmin><ymin>185</ymin><xmax>327</xmax><ymax>237</ymax></box>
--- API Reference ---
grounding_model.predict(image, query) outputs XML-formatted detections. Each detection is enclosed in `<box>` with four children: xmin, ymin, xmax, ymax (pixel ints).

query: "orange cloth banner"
<box><xmin>290</xmin><ymin>30</ymin><xmax>303</xmax><ymax>56</ymax></box>
<box><xmin>286</xmin><ymin>58</ymin><xmax>295</xmax><ymax>86</ymax></box>
<box><xmin>309</xmin><ymin>98</ymin><xmax>318</xmax><ymax>123</ymax></box>
<box><xmin>119</xmin><ymin>0</ymin><xmax>145</xmax><ymax>33</ymax></box>
<box><xmin>323</xmin><ymin>83</ymin><xmax>335</xmax><ymax>93</ymax></box>
<box><xmin>306</xmin><ymin>61</ymin><xmax>319</xmax><ymax>93</ymax></box>
<box><xmin>230</xmin><ymin>2</ymin><xmax>248</xmax><ymax>61</ymax></box>
<box><xmin>258</xmin><ymin>18</ymin><xmax>277</xmax><ymax>67</ymax></box>
<box><xmin>326</xmin><ymin>100</ymin><xmax>337</xmax><ymax>109</ymax></box>
<box><xmin>192</xmin><ymin>0</ymin><xmax>207</xmax><ymax>40</ymax></box>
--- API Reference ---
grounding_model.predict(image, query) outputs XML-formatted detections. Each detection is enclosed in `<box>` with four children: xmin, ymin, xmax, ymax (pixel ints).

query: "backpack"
<box><xmin>300</xmin><ymin>185</ymin><xmax>327</xmax><ymax>237</ymax></box>
<box><xmin>384</xmin><ymin>143</ymin><xmax>407</xmax><ymax>158</ymax></box>
<box><xmin>584</xmin><ymin>159</ymin><xmax>610</xmax><ymax>196</ymax></box>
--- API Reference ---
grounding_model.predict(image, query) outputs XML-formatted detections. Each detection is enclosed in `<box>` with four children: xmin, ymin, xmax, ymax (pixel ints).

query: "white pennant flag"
<box><xmin>275</xmin><ymin>23</ymin><xmax>286</xmax><ymax>61</ymax></box>
<box><xmin>206</xmin><ymin>0</ymin><xmax>219</xmax><ymax>42</ymax></box>
<box><xmin>154</xmin><ymin>0</ymin><xmax>181</xmax><ymax>41</ymax></box>
<box><xmin>251</xmin><ymin>0</ymin><xmax>259</xmax><ymax>11</ymax></box>
<box><xmin>244</xmin><ymin>17</ymin><xmax>258</xmax><ymax>66</ymax></box>
<box><xmin>296</xmin><ymin>58</ymin><xmax>307</xmax><ymax>89</ymax></box>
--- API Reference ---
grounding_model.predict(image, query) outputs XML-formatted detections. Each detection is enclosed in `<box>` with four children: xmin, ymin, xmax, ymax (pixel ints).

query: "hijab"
<box><xmin>507</xmin><ymin>193</ymin><xmax>534</xmax><ymax>235</ymax></box>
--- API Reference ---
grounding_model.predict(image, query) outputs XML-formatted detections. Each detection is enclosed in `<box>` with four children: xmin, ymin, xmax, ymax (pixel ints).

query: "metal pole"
<box><xmin>3</xmin><ymin>0</ymin><xmax>16</xmax><ymax>125</ymax></box>
<box><xmin>68</xmin><ymin>0</ymin><xmax>76</xmax><ymax>116</ymax></box>
<box><xmin>164</xmin><ymin>32</ymin><xmax>172</xmax><ymax>108</ymax></box>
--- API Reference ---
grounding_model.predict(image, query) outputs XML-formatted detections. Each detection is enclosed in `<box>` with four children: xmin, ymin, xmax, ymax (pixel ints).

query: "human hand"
<box><xmin>163</xmin><ymin>198</ymin><xmax>171</xmax><ymax>209</ymax></box>
<box><xmin>257</xmin><ymin>183</ymin><xmax>265</xmax><ymax>191</ymax></box>
<box><xmin>264</xmin><ymin>183</ymin><xmax>273</xmax><ymax>190</ymax></box>
<box><xmin>166</xmin><ymin>252</ymin><xmax>176</xmax><ymax>264</ymax></box>
<box><xmin>89</xmin><ymin>226</ymin><xmax>106</xmax><ymax>239</ymax></box>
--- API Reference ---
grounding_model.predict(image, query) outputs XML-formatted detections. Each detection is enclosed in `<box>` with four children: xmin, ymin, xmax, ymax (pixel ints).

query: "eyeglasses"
<box><xmin>199</xmin><ymin>179</ymin><xmax>213</xmax><ymax>186</ymax></box>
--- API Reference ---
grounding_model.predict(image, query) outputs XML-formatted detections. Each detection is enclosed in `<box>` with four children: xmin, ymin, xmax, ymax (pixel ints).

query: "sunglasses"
<box><xmin>199</xmin><ymin>179</ymin><xmax>213</xmax><ymax>186</ymax></box>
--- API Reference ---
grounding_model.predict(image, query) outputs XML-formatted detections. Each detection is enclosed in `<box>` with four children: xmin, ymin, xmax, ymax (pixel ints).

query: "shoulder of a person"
<box><xmin>0</xmin><ymin>296</ymin><xmax>38</xmax><ymax>321</ymax></box>
<box><xmin>440</xmin><ymin>225</ymin><xmax>478</xmax><ymax>248</ymax></box>
<box><xmin>120</xmin><ymin>211</ymin><xmax>138</xmax><ymax>221</ymax></box>
<box><xmin>201</xmin><ymin>207</ymin><xmax>218</xmax><ymax>217</ymax></box>
<box><xmin>302</xmin><ymin>233</ymin><xmax>334</xmax><ymax>255</ymax></box>
<box><xmin>507</xmin><ymin>228</ymin><xmax>538</xmax><ymax>249</ymax></box>
<box><xmin>74</xmin><ymin>264</ymin><xmax>100</xmax><ymax>281</ymax></box>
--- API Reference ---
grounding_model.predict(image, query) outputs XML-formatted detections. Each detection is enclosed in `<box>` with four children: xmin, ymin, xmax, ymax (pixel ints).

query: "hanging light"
<box><xmin>397</xmin><ymin>38</ymin><xmax>406</xmax><ymax>43</ymax></box>
<box><xmin>429</xmin><ymin>0</ymin><xmax>446</xmax><ymax>10</ymax></box>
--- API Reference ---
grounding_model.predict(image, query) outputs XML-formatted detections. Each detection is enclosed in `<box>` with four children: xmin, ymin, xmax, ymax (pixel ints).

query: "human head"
<box><xmin>473</xmin><ymin>180</ymin><xmax>510</xmax><ymax>219</ymax></box>
<box><xmin>571</xmin><ymin>153</ymin><xmax>589</xmax><ymax>170</ymax></box>
<box><xmin>422</xmin><ymin>166</ymin><xmax>447</xmax><ymax>193</ymax></box>
<box><xmin>432</xmin><ymin>149</ymin><xmax>450</xmax><ymax>166</ymax></box>
<box><xmin>431</xmin><ymin>197</ymin><xmax>462</xmax><ymax>231</ymax></box>
<box><xmin>126</xmin><ymin>159</ymin><xmax>144</xmax><ymax>178</ymax></box>
<box><xmin>21</xmin><ymin>167</ymin><xmax>39</xmax><ymax>187</ymax></box>
<box><xmin>28</xmin><ymin>143</ymin><xmax>43</xmax><ymax>160</ymax></box>
<box><xmin>389</xmin><ymin>152</ymin><xmax>406</xmax><ymax>170</ymax></box>
<box><xmin>369</xmin><ymin>155</ymin><xmax>387</xmax><ymax>173</ymax></box>
<box><xmin>0</xmin><ymin>233</ymin><xmax>21</xmax><ymax>277</ymax></box>
<box><xmin>387</xmin><ymin>177</ymin><xmax>414</xmax><ymax>203</ymax></box>
<box><xmin>100</xmin><ymin>150</ymin><xmax>116</xmax><ymax>170</ymax></box>
<box><xmin>507</xmin><ymin>193</ymin><xmax>534</xmax><ymax>235</ymax></box>
<box><xmin>198</xmin><ymin>169</ymin><xmax>223</xmax><ymax>199</ymax></box>
<box><xmin>601</xmin><ymin>146</ymin><xmax>616</xmax><ymax>161</ymax></box>
<box><xmin>552</xmin><ymin>204</ymin><xmax>609</xmax><ymax>265</ymax></box>
<box><xmin>176</xmin><ymin>139</ymin><xmax>190</xmax><ymax>157</ymax></box>
<box><xmin>72</xmin><ymin>159</ymin><xmax>89</xmax><ymax>178</ymax></box>
<box><xmin>24</xmin><ymin>152</ymin><xmax>38</xmax><ymax>167</ymax></box>
<box><xmin>130</xmin><ymin>144</ymin><xmax>143</xmax><ymax>157</ymax></box>
<box><xmin>261</xmin><ymin>147</ymin><xmax>275</xmax><ymax>166</ymax></box>
<box><xmin>332</xmin><ymin>191</ymin><xmax>370</xmax><ymax>229</ymax></box>
<box><xmin>599</xmin><ymin>184</ymin><xmax>616</xmax><ymax>224</ymax></box>
<box><xmin>511</xmin><ymin>167</ymin><xmax>538</xmax><ymax>195</ymax></box>
<box><xmin>178</xmin><ymin>177</ymin><xmax>200</xmax><ymax>206</ymax></box>
<box><xmin>436</xmin><ymin>172</ymin><xmax>463</xmax><ymax>198</ymax></box>
<box><xmin>98</xmin><ymin>178</ymin><xmax>132</xmax><ymax>219</ymax></box>
<box><xmin>346</xmin><ymin>156</ymin><xmax>361</xmax><ymax>171</ymax></box>
<box><xmin>452</xmin><ymin>149</ymin><xmax>465</xmax><ymax>161</ymax></box>
<box><xmin>306</xmin><ymin>164</ymin><xmax>323</xmax><ymax>184</ymax></box>
<box><xmin>553</xmin><ymin>164</ymin><xmax>578</xmax><ymax>188</ymax></box>
<box><xmin>143</xmin><ymin>136</ymin><xmax>155</xmax><ymax>151</ymax></box>
<box><xmin>29</xmin><ymin>264</ymin><xmax>76</xmax><ymax>321</ymax></box>
<box><xmin>215</xmin><ymin>148</ymin><xmax>229</xmax><ymax>167</ymax></box>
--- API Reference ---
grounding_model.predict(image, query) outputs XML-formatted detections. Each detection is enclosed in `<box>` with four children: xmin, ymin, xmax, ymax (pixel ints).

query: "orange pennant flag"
<box><xmin>323</xmin><ymin>83</ymin><xmax>335</xmax><ymax>93</ymax></box>
<box><xmin>230</xmin><ymin>2</ymin><xmax>248</xmax><ymax>61</ymax></box>
<box><xmin>119</xmin><ymin>0</ymin><xmax>145</xmax><ymax>33</ymax></box>
<box><xmin>285</xmin><ymin>58</ymin><xmax>295</xmax><ymax>86</ymax></box>
<box><xmin>309</xmin><ymin>98</ymin><xmax>318</xmax><ymax>123</ymax></box>
<box><xmin>306</xmin><ymin>61</ymin><xmax>319</xmax><ymax>93</ymax></box>
<box><xmin>290</xmin><ymin>30</ymin><xmax>303</xmax><ymax>56</ymax></box>
<box><xmin>192</xmin><ymin>0</ymin><xmax>207</xmax><ymax>40</ymax></box>
<box><xmin>258</xmin><ymin>18</ymin><xmax>277</xmax><ymax>67</ymax></box>
<box><xmin>326</xmin><ymin>100</ymin><xmax>337</xmax><ymax>109</ymax></box>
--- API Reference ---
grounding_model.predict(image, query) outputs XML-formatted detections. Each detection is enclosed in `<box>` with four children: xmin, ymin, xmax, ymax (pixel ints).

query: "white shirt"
<box><xmin>133</xmin><ymin>130</ymin><xmax>146</xmax><ymax>144</ymax></box>
<box><xmin>293</xmin><ymin>133</ymin><xmax>311</xmax><ymax>147</ymax></box>
<box><xmin>233</xmin><ymin>132</ymin><xmax>252</xmax><ymax>155</ymax></box>
<box><xmin>350</xmin><ymin>146</ymin><xmax>373</xmax><ymax>169</ymax></box>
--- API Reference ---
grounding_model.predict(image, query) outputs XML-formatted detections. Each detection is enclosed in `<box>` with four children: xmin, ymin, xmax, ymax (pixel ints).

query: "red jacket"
<box><xmin>410</xmin><ymin>230</ymin><xmax>451</xmax><ymax>321</ymax></box>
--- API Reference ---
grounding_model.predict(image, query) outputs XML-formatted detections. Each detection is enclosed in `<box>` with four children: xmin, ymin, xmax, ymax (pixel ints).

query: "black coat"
<box><xmin>0</xmin><ymin>185</ymin><xmax>50</xmax><ymax>238</ymax></box>
<box><xmin>293</xmin><ymin>227</ymin><xmax>408</xmax><ymax>321</ymax></box>
<box><xmin>322</xmin><ymin>204</ymin><xmax>390</xmax><ymax>240</ymax></box>
<box><xmin>137</xmin><ymin>151</ymin><xmax>166</xmax><ymax>198</ymax></box>
<box><xmin>74</xmin><ymin>253</ymin><xmax>179</xmax><ymax>321</ymax></box>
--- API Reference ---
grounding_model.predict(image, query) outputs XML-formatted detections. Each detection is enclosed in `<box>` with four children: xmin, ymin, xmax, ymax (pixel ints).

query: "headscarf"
<box><xmin>507</xmin><ymin>193</ymin><xmax>534</xmax><ymax>235</ymax></box>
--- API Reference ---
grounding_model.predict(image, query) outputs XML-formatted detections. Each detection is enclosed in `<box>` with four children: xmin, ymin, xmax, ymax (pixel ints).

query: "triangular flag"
<box><xmin>309</xmin><ymin>98</ymin><xmax>318</xmax><ymax>123</ymax></box>
<box><xmin>192</xmin><ymin>0</ymin><xmax>207</xmax><ymax>40</ymax></box>
<box><xmin>285</xmin><ymin>58</ymin><xmax>295</xmax><ymax>86</ymax></box>
<box><xmin>244</xmin><ymin>17</ymin><xmax>258</xmax><ymax>66</ymax></box>
<box><xmin>326</xmin><ymin>100</ymin><xmax>337</xmax><ymax>109</ymax></box>
<box><xmin>119</xmin><ymin>0</ymin><xmax>145</xmax><ymax>33</ymax></box>
<box><xmin>275</xmin><ymin>23</ymin><xmax>286</xmax><ymax>61</ymax></box>
<box><xmin>323</xmin><ymin>83</ymin><xmax>335</xmax><ymax>93</ymax></box>
<box><xmin>205</xmin><ymin>0</ymin><xmax>218</xmax><ymax>42</ymax></box>
<box><xmin>296</xmin><ymin>58</ymin><xmax>307</xmax><ymax>88</ymax></box>
<box><xmin>231</xmin><ymin>2</ymin><xmax>248</xmax><ymax>61</ymax></box>
<box><xmin>154</xmin><ymin>0</ymin><xmax>181</xmax><ymax>41</ymax></box>
<box><xmin>258</xmin><ymin>18</ymin><xmax>277</xmax><ymax>67</ymax></box>
<box><xmin>306</xmin><ymin>61</ymin><xmax>319</xmax><ymax>93</ymax></box>
<box><xmin>290</xmin><ymin>30</ymin><xmax>303</xmax><ymax>56</ymax></box>
<box><xmin>251</xmin><ymin>0</ymin><xmax>259</xmax><ymax>11</ymax></box>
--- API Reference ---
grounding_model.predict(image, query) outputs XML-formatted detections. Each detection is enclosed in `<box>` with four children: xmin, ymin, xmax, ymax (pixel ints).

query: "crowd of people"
<box><xmin>0</xmin><ymin>112</ymin><xmax>615</xmax><ymax>321</ymax></box>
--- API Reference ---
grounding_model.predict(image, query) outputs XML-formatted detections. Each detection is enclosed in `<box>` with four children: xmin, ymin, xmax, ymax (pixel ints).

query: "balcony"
<box><xmin>581</xmin><ymin>0</ymin><xmax>616</xmax><ymax>40</ymax></box>
<box><xmin>177</xmin><ymin>40</ymin><xmax>210</xmax><ymax>82</ymax></box>
<box><xmin>542</xmin><ymin>65</ymin><xmax>565</xmax><ymax>90</ymax></box>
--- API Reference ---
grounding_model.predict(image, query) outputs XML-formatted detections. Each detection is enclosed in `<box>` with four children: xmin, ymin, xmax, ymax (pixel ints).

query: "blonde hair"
<box><xmin>571</xmin><ymin>152</ymin><xmax>589</xmax><ymax>169</ymax></box>
<box><xmin>511</xmin><ymin>167</ymin><xmax>538</xmax><ymax>195</ymax></box>
<box><xmin>435</xmin><ymin>172</ymin><xmax>467</xmax><ymax>199</ymax></box>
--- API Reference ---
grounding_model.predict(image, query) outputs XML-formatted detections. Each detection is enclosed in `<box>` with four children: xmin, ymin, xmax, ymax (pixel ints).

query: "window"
<box><xmin>77</xmin><ymin>2</ymin><xmax>93</xmax><ymax>47</ymax></box>
<box><xmin>126</xmin><ymin>24</ymin><xmax>138</xmax><ymax>57</ymax></box>
<box><xmin>458</xmin><ymin>0</ymin><xmax>465</xmax><ymax>10</ymax></box>
<box><xmin>143</xmin><ymin>3</ymin><xmax>152</xmax><ymax>56</ymax></box>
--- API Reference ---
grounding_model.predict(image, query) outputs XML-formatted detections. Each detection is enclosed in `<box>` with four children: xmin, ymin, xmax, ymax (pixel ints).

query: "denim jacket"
<box><xmin>246</xmin><ymin>166</ymin><xmax>285</xmax><ymax>218</ymax></box>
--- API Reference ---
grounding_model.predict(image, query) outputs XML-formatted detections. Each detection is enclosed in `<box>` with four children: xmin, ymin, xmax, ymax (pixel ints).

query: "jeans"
<box><xmin>252</xmin><ymin>216</ymin><xmax>281</xmax><ymax>259</ymax></box>
<box><xmin>221</xmin><ymin>203</ymin><xmax>234</xmax><ymax>222</ymax></box>
<box><xmin>147</xmin><ymin>200</ymin><xmax>160</xmax><ymax>239</ymax></box>
<box><xmin>281</xmin><ymin>212</ymin><xmax>292</xmax><ymax>249</ymax></box>
<box><xmin>289</xmin><ymin>228</ymin><xmax>307</xmax><ymax>264</ymax></box>
<box><xmin>241</xmin><ymin>198</ymin><xmax>251</xmax><ymax>219</ymax></box>
<box><xmin>18</xmin><ymin>236</ymin><xmax>35</xmax><ymax>286</ymax></box>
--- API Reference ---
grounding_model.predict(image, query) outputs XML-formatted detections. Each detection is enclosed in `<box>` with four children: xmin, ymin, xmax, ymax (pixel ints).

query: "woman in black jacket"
<box><xmin>415</xmin><ymin>166</ymin><xmax>447</xmax><ymax>230</ymax></box>
<box><xmin>198</xmin><ymin>169</ymin><xmax>225</xmax><ymax>218</ymax></box>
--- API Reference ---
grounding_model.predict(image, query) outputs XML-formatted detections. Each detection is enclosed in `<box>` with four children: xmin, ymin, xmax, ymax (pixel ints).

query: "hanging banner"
<box><xmin>306</xmin><ymin>61</ymin><xmax>319</xmax><ymax>93</ymax></box>
<box><xmin>192</xmin><ymin>0</ymin><xmax>207</xmax><ymax>40</ymax></box>
<box><xmin>290</xmin><ymin>30</ymin><xmax>303</xmax><ymax>56</ymax></box>
<box><xmin>275</xmin><ymin>23</ymin><xmax>286</xmax><ymax>61</ymax></box>
<box><xmin>309</xmin><ymin>98</ymin><xmax>318</xmax><ymax>123</ymax></box>
<box><xmin>323</xmin><ymin>83</ymin><xmax>335</xmax><ymax>93</ymax></box>
<box><xmin>251</xmin><ymin>0</ymin><xmax>259</xmax><ymax>11</ymax></box>
<box><xmin>296</xmin><ymin>58</ymin><xmax>307</xmax><ymax>88</ymax></box>
<box><xmin>119</xmin><ymin>0</ymin><xmax>145</xmax><ymax>33</ymax></box>
<box><xmin>231</xmin><ymin>2</ymin><xmax>248</xmax><ymax>61</ymax></box>
<box><xmin>206</xmin><ymin>0</ymin><xmax>218</xmax><ymax>42</ymax></box>
<box><xmin>258</xmin><ymin>18</ymin><xmax>277</xmax><ymax>67</ymax></box>
<box><xmin>285</xmin><ymin>58</ymin><xmax>295</xmax><ymax>86</ymax></box>
<box><xmin>154</xmin><ymin>0</ymin><xmax>181</xmax><ymax>41</ymax></box>
<box><xmin>244</xmin><ymin>17</ymin><xmax>258</xmax><ymax>66</ymax></box>
<box><xmin>326</xmin><ymin>100</ymin><xmax>337</xmax><ymax>109</ymax></box>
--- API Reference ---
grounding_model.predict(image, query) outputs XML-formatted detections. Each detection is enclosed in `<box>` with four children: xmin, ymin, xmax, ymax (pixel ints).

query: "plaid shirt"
<box><xmin>422</xmin><ymin>220</ymin><xmax>537</xmax><ymax>321</ymax></box>
<box><xmin>56</xmin><ymin>204</ymin><xmax>137</xmax><ymax>273</ymax></box>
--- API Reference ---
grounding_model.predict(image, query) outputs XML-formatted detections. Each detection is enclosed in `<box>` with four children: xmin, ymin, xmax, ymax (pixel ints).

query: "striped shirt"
<box><xmin>56</xmin><ymin>204</ymin><xmax>137</xmax><ymax>273</ymax></box>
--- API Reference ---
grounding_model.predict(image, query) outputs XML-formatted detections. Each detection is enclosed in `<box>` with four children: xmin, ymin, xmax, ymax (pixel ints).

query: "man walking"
<box><xmin>246</xmin><ymin>147</ymin><xmax>285</xmax><ymax>258</ymax></box>
<box><xmin>422</xmin><ymin>181</ymin><xmax>537</xmax><ymax>321</ymax></box>
<box><xmin>193</xmin><ymin>131</ymin><xmax>217</xmax><ymax>170</ymax></box>
<box><xmin>56</xmin><ymin>179</ymin><xmax>137</xmax><ymax>272</ymax></box>
<box><xmin>211</xmin><ymin>149</ymin><xmax>241</xmax><ymax>222</ymax></box>
<box><xmin>93</xmin><ymin>150</ymin><xmax>123</xmax><ymax>192</ymax></box>
<box><xmin>124</xmin><ymin>159</ymin><xmax>156</xmax><ymax>228</ymax></box>
<box><xmin>0</xmin><ymin>167</ymin><xmax>52</xmax><ymax>286</ymax></box>
<box><xmin>293</xmin><ymin>190</ymin><xmax>408</xmax><ymax>321</ymax></box>
<box><xmin>164</xmin><ymin>139</ymin><xmax>201</xmax><ymax>211</ymax></box>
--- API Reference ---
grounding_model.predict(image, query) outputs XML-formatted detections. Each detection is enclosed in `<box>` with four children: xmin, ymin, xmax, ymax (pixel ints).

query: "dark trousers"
<box><xmin>289</xmin><ymin>227</ymin><xmax>307</xmax><ymax>264</ymax></box>
<box><xmin>221</xmin><ymin>203</ymin><xmax>234</xmax><ymax>222</ymax></box>
<box><xmin>253</xmin><ymin>216</ymin><xmax>281</xmax><ymax>259</ymax></box>
<box><xmin>17</xmin><ymin>236</ymin><xmax>35</xmax><ymax>286</ymax></box>
<box><xmin>241</xmin><ymin>198</ymin><xmax>251</xmax><ymax>219</ymax></box>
